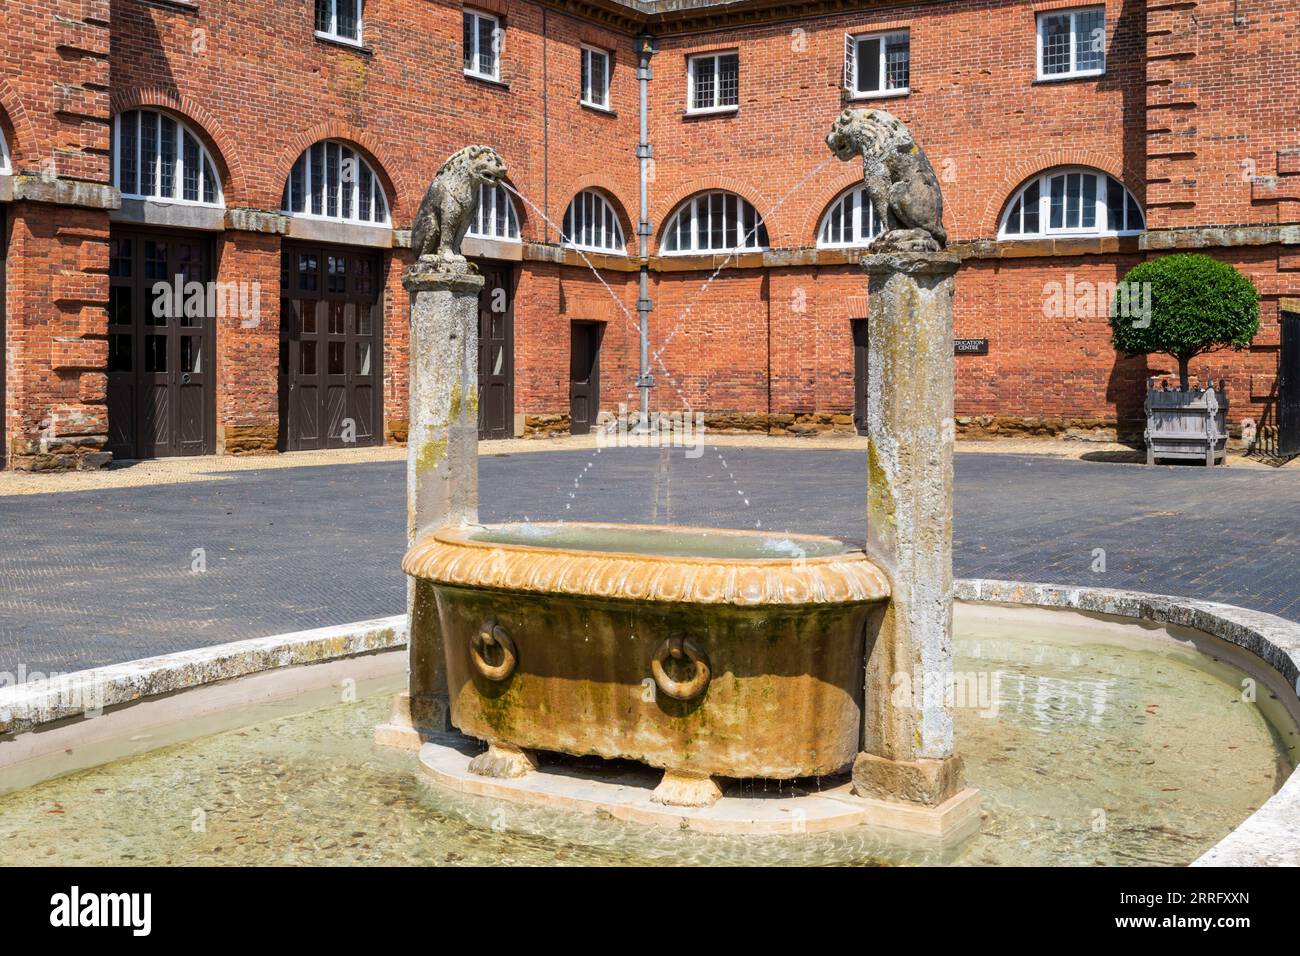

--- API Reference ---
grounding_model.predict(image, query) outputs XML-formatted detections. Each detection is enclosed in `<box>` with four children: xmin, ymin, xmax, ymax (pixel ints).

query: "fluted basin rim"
<box><xmin>402</xmin><ymin>522</ymin><xmax>891</xmax><ymax>606</ymax></box>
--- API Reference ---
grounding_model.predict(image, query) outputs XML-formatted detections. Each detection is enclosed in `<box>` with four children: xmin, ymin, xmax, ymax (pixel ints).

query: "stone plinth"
<box><xmin>857</xmin><ymin>252</ymin><xmax>966</xmax><ymax>805</ymax></box>
<box><xmin>379</xmin><ymin>262</ymin><xmax>484</xmax><ymax>747</ymax></box>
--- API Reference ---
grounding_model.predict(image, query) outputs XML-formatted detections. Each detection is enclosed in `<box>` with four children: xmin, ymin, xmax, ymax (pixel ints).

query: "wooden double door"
<box><xmin>279</xmin><ymin>244</ymin><xmax>383</xmax><ymax>451</ymax></box>
<box><xmin>107</xmin><ymin>229</ymin><xmax>215</xmax><ymax>459</ymax></box>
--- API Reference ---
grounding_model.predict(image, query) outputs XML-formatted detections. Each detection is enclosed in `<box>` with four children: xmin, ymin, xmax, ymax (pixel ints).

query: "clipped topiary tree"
<box><xmin>1110</xmin><ymin>253</ymin><xmax>1259</xmax><ymax>389</ymax></box>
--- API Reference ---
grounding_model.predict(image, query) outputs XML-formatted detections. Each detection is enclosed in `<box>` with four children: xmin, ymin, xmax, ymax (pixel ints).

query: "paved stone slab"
<box><xmin>2</xmin><ymin>449</ymin><xmax>1298</xmax><ymax>675</ymax></box>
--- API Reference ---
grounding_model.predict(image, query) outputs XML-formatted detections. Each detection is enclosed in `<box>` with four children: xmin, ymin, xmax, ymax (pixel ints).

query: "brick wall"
<box><xmin>3</xmin><ymin>0</ymin><xmax>1300</xmax><ymax>468</ymax></box>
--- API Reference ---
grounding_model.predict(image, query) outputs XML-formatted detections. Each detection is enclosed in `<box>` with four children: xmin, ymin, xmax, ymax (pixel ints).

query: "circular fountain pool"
<box><xmin>1</xmin><ymin>603</ymin><xmax>1293</xmax><ymax>866</ymax></box>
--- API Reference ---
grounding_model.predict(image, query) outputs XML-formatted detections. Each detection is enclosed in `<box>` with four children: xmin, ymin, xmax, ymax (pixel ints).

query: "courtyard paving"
<box><xmin>1</xmin><ymin>445</ymin><xmax>1298</xmax><ymax>676</ymax></box>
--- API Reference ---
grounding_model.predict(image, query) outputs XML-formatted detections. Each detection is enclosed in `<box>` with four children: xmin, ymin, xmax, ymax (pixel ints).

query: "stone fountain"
<box><xmin>377</xmin><ymin>113</ymin><xmax>979</xmax><ymax>839</ymax></box>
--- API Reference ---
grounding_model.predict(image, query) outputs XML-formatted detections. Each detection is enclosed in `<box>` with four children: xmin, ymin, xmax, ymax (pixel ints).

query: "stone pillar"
<box><xmin>377</xmin><ymin>263</ymin><xmax>483</xmax><ymax>747</ymax></box>
<box><xmin>854</xmin><ymin>252</ymin><xmax>965</xmax><ymax>806</ymax></box>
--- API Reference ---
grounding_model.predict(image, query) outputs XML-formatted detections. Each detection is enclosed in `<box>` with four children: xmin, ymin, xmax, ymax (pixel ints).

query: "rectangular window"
<box><xmin>1037</xmin><ymin>7</ymin><xmax>1105</xmax><ymax>79</ymax></box>
<box><xmin>315</xmin><ymin>0</ymin><xmax>363</xmax><ymax>44</ymax></box>
<box><xmin>846</xmin><ymin>30</ymin><xmax>910</xmax><ymax>97</ymax></box>
<box><xmin>687</xmin><ymin>52</ymin><xmax>739</xmax><ymax>114</ymax></box>
<box><xmin>581</xmin><ymin>46</ymin><xmax>611</xmax><ymax>109</ymax></box>
<box><xmin>464</xmin><ymin>10</ymin><xmax>502</xmax><ymax>81</ymax></box>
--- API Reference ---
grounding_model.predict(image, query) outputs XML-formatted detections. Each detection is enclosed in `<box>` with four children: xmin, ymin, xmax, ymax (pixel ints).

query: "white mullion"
<box><xmin>175</xmin><ymin>121</ymin><xmax>185</xmax><ymax>202</ymax></box>
<box><xmin>352</xmin><ymin>159</ymin><xmax>360</xmax><ymax>222</ymax></box>
<box><xmin>340</xmin><ymin>150</ymin><xmax>346</xmax><ymax>217</ymax></box>
<box><xmin>111</xmin><ymin>114</ymin><xmax>120</xmax><ymax>193</ymax></box>
<box><xmin>305</xmin><ymin>149</ymin><xmax>313</xmax><ymax>216</ymax></box>
<box><xmin>1094</xmin><ymin>172</ymin><xmax>1106</xmax><ymax>232</ymax></box>
<box><xmin>154</xmin><ymin>112</ymin><xmax>163</xmax><ymax>200</ymax></box>
<box><xmin>1039</xmin><ymin>175</ymin><xmax>1049</xmax><ymax>235</ymax></box>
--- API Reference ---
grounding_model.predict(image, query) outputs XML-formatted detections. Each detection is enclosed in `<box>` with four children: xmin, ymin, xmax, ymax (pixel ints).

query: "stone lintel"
<box><xmin>6</xmin><ymin>174</ymin><xmax>120</xmax><ymax>210</ymax></box>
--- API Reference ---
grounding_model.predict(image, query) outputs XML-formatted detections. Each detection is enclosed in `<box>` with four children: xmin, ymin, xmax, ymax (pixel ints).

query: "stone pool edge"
<box><xmin>0</xmin><ymin>615</ymin><xmax>408</xmax><ymax>736</ymax></box>
<box><xmin>3</xmin><ymin>584</ymin><xmax>1297</xmax><ymax>866</ymax></box>
<box><xmin>956</xmin><ymin>579</ymin><xmax>1300</xmax><ymax>868</ymax></box>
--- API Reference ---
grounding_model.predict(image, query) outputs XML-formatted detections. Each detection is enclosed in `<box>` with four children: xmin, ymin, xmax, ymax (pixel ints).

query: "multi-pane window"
<box><xmin>687</xmin><ymin>52</ymin><xmax>739</xmax><ymax>113</ymax></box>
<box><xmin>845</xmin><ymin>30</ymin><xmax>910</xmax><ymax>97</ymax></box>
<box><xmin>112</xmin><ymin>109</ymin><xmax>222</xmax><ymax>205</ymax></box>
<box><xmin>1000</xmin><ymin>167</ymin><xmax>1144</xmax><ymax>238</ymax></box>
<box><xmin>817</xmin><ymin>186</ymin><xmax>884</xmax><ymax>247</ymax></box>
<box><xmin>581</xmin><ymin>46</ymin><xmax>611</xmax><ymax>109</ymax></box>
<box><xmin>463</xmin><ymin>10</ymin><xmax>502</xmax><ymax>80</ymax></box>
<box><xmin>661</xmin><ymin>191</ymin><xmax>768</xmax><ymax>254</ymax></box>
<box><xmin>563</xmin><ymin>190</ymin><xmax>625</xmax><ymax>253</ymax></box>
<box><xmin>1037</xmin><ymin>7</ymin><xmax>1105</xmax><ymax>79</ymax></box>
<box><xmin>281</xmin><ymin>140</ymin><xmax>389</xmax><ymax>225</ymax></box>
<box><xmin>467</xmin><ymin>182</ymin><xmax>521</xmax><ymax>241</ymax></box>
<box><xmin>315</xmin><ymin>0</ymin><xmax>362</xmax><ymax>44</ymax></box>
<box><xmin>0</xmin><ymin>128</ymin><xmax>9</xmax><ymax>175</ymax></box>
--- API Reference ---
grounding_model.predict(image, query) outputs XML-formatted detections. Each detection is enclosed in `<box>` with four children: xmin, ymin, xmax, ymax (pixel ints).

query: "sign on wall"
<box><xmin>955</xmin><ymin>338</ymin><xmax>989</xmax><ymax>355</ymax></box>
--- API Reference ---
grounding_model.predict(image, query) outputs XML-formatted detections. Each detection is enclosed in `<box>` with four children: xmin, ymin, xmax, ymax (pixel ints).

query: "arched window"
<box><xmin>817</xmin><ymin>185</ymin><xmax>884</xmax><ymax>248</ymax></box>
<box><xmin>661</xmin><ymin>191</ymin><xmax>768</xmax><ymax>254</ymax></box>
<box><xmin>1000</xmin><ymin>166</ymin><xmax>1144</xmax><ymax>239</ymax></box>
<box><xmin>467</xmin><ymin>182</ymin><xmax>521</xmax><ymax>241</ymax></box>
<box><xmin>282</xmin><ymin>140</ymin><xmax>389</xmax><ymax>226</ymax></box>
<box><xmin>112</xmin><ymin>109</ymin><xmax>223</xmax><ymax>205</ymax></box>
<box><xmin>562</xmin><ymin>190</ymin><xmax>626</xmax><ymax>253</ymax></box>
<box><xmin>0</xmin><ymin>126</ymin><xmax>10</xmax><ymax>175</ymax></box>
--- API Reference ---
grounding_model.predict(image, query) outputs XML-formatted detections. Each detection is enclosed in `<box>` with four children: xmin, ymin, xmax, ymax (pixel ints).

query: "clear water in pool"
<box><xmin>1</xmin><ymin>616</ymin><xmax>1294</xmax><ymax>866</ymax></box>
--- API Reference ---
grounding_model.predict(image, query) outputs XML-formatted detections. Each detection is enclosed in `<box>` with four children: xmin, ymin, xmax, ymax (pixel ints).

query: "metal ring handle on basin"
<box><xmin>651</xmin><ymin>636</ymin><xmax>711</xmax><ymax>701</ymax></box>
<box><xmin>471</xmin><ymin>622</ymin><xmax>518</xmax><ymax>682</ymax></box>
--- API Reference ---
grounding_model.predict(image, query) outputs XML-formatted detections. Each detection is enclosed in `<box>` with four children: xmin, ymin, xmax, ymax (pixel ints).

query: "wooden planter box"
<box><xmin>1145</xmin><ymin>380</ymin><xmax>1228</xmax><ymax>466</ymax></box>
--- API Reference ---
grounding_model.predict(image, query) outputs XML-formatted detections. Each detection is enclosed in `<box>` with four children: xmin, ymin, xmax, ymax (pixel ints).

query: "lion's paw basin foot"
<box><xmin>468</xmin><ymin>742</ymin><xmax>538</xmax><ymax>779</ymax></box>
<box><xmin>651</xmin><ymin>770</ymin><xmax>723</xmax><ymax>808</ymax></box>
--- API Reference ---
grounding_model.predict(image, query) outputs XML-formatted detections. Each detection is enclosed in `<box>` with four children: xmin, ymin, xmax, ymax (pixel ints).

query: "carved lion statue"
<box><xmin>825</xmin><ymin>108</ymin><xmax>947</xmax><ymax>253</ymax></box>
<box><xmin>411</xmin><ymin>145</ymin><xmax>509</xmax><ymax>267</ymax></box>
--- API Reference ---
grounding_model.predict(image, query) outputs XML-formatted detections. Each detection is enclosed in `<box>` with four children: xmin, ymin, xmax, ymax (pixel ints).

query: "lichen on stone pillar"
<box><xmin>855</xmin><ymin>251</ymin><xmax>963</xmax><ymax>806</ymax></box>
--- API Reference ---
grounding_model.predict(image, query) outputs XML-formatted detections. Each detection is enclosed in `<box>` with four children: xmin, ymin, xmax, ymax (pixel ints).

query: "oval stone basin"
<box><xmin>402</xmin><ymin>522</ymin><xmax>891</xmax><ymax>781</ymax></box>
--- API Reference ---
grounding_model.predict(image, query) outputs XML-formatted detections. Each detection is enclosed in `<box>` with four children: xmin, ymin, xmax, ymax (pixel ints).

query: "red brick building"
<box><xmin>2</xmin><ymin>0</ymin><xmax>1298</xmax><ymax>469</ymax></box>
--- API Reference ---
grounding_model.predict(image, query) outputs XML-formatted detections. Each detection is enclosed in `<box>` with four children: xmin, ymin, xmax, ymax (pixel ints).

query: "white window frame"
<box><xmin>844</xmin><ymin>29</ymin><xmax>910</xmax><ymax>99</ymax></box>
<box><xmin>281</xmin><ymin>140</ymin><xmax>390</xmax><ymax>226</ymax></box>
<box><xmin>660</xmin><ymin>191</ymin><xmax>768</xmax><ymax>255</ymax></box>
<box><xmin>314</xmin><ymin>0</ymin><xmax>364</xmax><ymax>46</ymax></box>
<box><xmin>563</xmin><ymin>190</ymin><xmax>625</xmax><ymax>253</ymax></box>
<box><xmin>467</xmin><ymin>182</ymin><xmax>521</xmax><ymax>242</ymax></box>
<box><xmin>112</xmin><ymin>109</ymin><xmax>224</xmax><ymax>207</ymax></box>
<box><xmin>686</xmin><ymin>51</ymin><xmax>740</xmax><ymax>115</ymax></box>
<box><xmin>464</xmin><ymin>9</ymin><xmax>502</xmax><ymax>82</ymax></box>
<box><xmin>580</xmin><ymin>45</ymin><xmax>612</xmax><ymax>110</ymax></box>
<box><xmin>816</xmin><ymin>185</ymin><xmax>884</xmax><ymax>248</ymax></box>
<box><xmin>998</xmin><ymin>167</ymin><xmax>1144</xmax><ymax>239</ymax></box>
<box><xmin>0</xmin><ymin>128</ymin><xmax>10</xmax><ymax>175</ymax></box>
<box><xmin>1036</xmin><ymin>7</ymin><xmax>1106</xmax><ymax>81</ymax></box>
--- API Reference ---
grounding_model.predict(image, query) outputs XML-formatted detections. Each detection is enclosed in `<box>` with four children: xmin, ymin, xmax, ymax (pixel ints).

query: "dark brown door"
<box><xmin>477</xmin><ymin>264</ymin><xmax>514</xmax><ymax>439</ymax></box>
<box><xmin>107</xmin><ymin>229</ymin><xmax>215</xmax><ymax>459</ymax></box>
<box><xmin>1281</xmin><ymin>311</ymin><xmax>1300</xmax><ymax>456</ymax></box>
<box><xmin>569</xmin><ymin>321</ymin><xmax>603</xmax><ymax>435</ymax></box>
<box><xmin>852</xmin><ymin>318</ymin><xmax>869</xmax><ymax>435</ymax></box>
<box><xmin>280</xmin><ymin>244</ymin><xmax>383</xmax><ymax>451</ymax></box>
